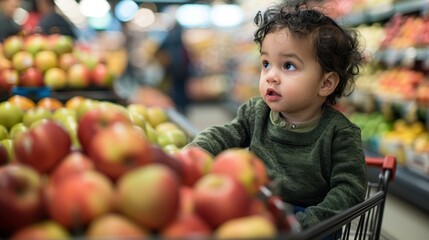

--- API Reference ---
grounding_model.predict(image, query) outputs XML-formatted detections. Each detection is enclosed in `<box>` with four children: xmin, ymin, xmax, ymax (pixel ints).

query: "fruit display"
<box><xmin>0</xmin><ymin>95</ymin><xmax>301</xmax><ymax>239</ymax></box>
<box><xmin>0</xmin><ymin>34</ymin><xmax>117</xmax><ymax>94</ymax></box>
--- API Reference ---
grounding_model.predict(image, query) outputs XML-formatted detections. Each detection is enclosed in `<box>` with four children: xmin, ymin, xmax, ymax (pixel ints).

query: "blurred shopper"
<box><xmin>155</xmin><ymin>21</ymin><xmax>192</xmax><ymax>114</ymax></box>
<box><xmin>35</xmin><ymin>0</ymin><xmax>77</xmax><ymax>39</ymax></box>
<box><xmin>0</xmin><ymin>0</ymin><xmax>22</xmax><ymax>42</ymax></box>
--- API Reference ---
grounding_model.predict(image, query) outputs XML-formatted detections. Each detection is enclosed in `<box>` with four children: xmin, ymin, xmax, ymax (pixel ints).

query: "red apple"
<box><xmin>49</xmin><ymin>34</ymin><xmax>74</xmax><ymax>55</ymax></box>
<box><xmin>211</xmin><ymin>148</ymin><xmax>268</xmax><ymax>196</ymax></box>
<box><xmin>45</xmin><ymin>170</ymin><xmax>114</xmax><ymax>229</ymax></box>
<box><xmin>34</xmin><ymin>50</ymin><xmax>57</xmax><ymax>72</ymax></box>
<box><xmin>91</xmin><ymin>62</ymin><xmax>114</xmax><ymax>87</ymax></box>
<box><xmin>3</xmin><ymin>35</ymin><xmax>24</xmax><ymax>59</ymax></box>
<box><xmin>58</xmin><ymin>52</ymin><xmax>77</xmax><ymax>71</ymax></box>
<box><xmin>12</xmin><ymin>51</ymin><xmax>34</xmax><ymax>71</ymax></box>
<box><xmin>174</xmin><ymin>146</ymin><xmax>214</xmax><ymax>186</ymax></box>
<box><xmin>0</xmin><ymin>164</ymin><xmax>45</xmax><ymax>234</ymax></box>
<box><xmin>85</xmin><ymin>213</ymin><xmax>149</xmax><ymax>239</ymax></box>
<box><xmin>0</xmin><ymin>56</ymin><xmax>12</xmax><ymax>71</ymax></box>
<box><xmin>19</xmin><ymin>67</ymin><xmax>44</xmax><ymax>87</ymax></box>
<box><xmin>0</xmin><ymin>68</ymin><xmax>19</xmax><ymax>90</ymax></box>
<box><xmin>178</xmin><ymin>186</ymin><xmax>195</xmax><ymax>216</ymax></box>
<box><xmin>67</xmin><ymin>63</ymin><xmax>91</xmax><ymax>89</ymax></box>
<box><xmin>24</xmin><ymin>34</ymin><xmax>49</xmax><ymax>56</ymax></box>
<box><xmin>50</xmin><ymin>151</ymin><xmax>94</xmax><ymax>184</ymax></box>
<box><xmin>160</xmin><ymin>213</ymin><xmax>212</xmax><ymax>239</ymax></box>
<box><xmin>77</xmin><ymin>107</ymin><xmax>132</xmax><ymax>152</ymax></box>
<box><xmin>43</xmin><ymin>67</ymin><xmax>67</xmax><ymax>90</ymax></box>
<box><xmin>14</xmin><ymin>119</ymin><xmax>71</xmax><ymax>174</ymax></box>
<box><xmin>193</xmin><ymin>173</ymin><xmax>252</xmax><ymax>228</ymax></box>
<box><xmin>87</xmin><ymin>122</ymin><xmax>152</xmax><ymax>180</ymax></box>
<box><xmin>10</xmin><ymin>220</ymin><xmax>70</xmax><ymax>240</ymax></box>
<box><xmin>115</xmin><ymin>164</ymin><xmax>181</xmax><ymax>230</ymax></box>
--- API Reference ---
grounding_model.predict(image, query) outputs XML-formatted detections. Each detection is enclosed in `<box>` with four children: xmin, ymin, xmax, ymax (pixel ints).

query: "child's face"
<box><xmin>259</xmin><ymin>29</ymin><xmax>331</xmax><ymax>120</ymax></box>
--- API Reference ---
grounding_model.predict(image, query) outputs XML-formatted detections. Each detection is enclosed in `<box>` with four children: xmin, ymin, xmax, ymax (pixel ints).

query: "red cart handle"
<box><xmin>365</xmin><ymin>155</ymin><xmax>396</xmax><ymax>181</ymax></box>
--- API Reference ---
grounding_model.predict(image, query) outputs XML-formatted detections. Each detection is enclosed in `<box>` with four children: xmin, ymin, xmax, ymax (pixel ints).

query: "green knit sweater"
<box><xmin>188</xmin><ymin>97</ymin><xmax>367</xmax><ymax>229</ymax></box>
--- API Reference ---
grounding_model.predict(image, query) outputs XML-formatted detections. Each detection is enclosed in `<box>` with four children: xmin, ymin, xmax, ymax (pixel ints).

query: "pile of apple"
<box><xmin>0</xmin><ymin>96</ymin><xmax>299</xmax><ymax>239</ymax></box>
<box><xmin>0</xmin><ymin>34</ymin><xmax>115</xmax><ymax>91</ymax></box>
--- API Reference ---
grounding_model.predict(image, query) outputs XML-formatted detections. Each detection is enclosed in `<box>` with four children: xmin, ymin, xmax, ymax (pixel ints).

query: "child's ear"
<box><xmin>319</xmin><ymin>72</ymin><xmax>339</xmax><ymax>97</ymax></box>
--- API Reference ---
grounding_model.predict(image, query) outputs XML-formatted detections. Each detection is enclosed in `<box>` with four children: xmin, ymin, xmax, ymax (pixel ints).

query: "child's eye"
<box><xmin>262</xmin><ymin>60</ymin><xmax>270</xmax><ymax>69</ymax></box>
<box><xmin>284</xmin><ymin>62</ymin><xmax>296</xmax><ymax>71</ymax></box>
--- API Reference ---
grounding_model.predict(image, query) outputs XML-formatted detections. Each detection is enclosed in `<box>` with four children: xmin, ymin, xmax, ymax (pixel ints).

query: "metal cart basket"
<box><xmin>278</xmin><ymin>155</ymin><xmax>397</xmax><ymax>240</ymax></box>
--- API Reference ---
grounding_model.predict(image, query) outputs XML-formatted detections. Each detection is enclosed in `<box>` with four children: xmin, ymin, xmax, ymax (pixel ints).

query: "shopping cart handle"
<box><xmin>365</xmin><ymin>155</ymin><xmax>396</xmax><ymax>181</ymax></box>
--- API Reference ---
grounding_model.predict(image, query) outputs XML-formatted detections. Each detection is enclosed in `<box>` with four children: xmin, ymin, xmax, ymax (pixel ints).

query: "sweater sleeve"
<box><xmin>186</xmin><ymin>100</ymin><xmax>253</xmax><ymax>156</ymax></box>
<box><xmin>295</xmin><ymin>125</ymin><xmax>368</xmax><ymax>229</ymax></box>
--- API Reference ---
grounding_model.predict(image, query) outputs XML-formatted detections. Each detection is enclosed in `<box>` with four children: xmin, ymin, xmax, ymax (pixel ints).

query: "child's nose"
<box><xmin>266</xmin><ymin>69</ymin><xmax>280</xmax><ymax>84</ymax></box>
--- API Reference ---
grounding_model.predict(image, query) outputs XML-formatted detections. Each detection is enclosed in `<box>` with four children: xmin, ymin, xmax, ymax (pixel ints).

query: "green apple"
<box><xmin>157</xmin><ymin>128</ymin><xmax>188</xmax><ymax>148</ymax></box>
<box><xmin>9</xmin><ymin>123</ymin><xmax>28</xmax><ymax>140</ymax></box>
<box><xmin>22</xmin><ymin>107</ymin><xmax>52</xmax><ymax>127</ymax></box>
<box><xmin>0</xmin><ymin>125</ymin><xmax>8</xmax><ymax>140</ymax></box>
<box><xmin>129</xmin><ymin>111</ymin><xmax>146</xmax><ymax>130</ymax></box>
<box><xmin>1</xmin><ymin>139</ymin><xmax>14</xmax><ymax>161</ymax></box>
<box><xmin>0</xmin><ymin>101</ymin><xmax>24</xmax><ymax>130</ymax></box>
<box><xmin>99</xmin><ymin>101</ymin><xmax>132</xmax><ymax>122</ymax></box>
<box><xmin>144</xmin><ymin>122</ymin><xmax>158</xmax><ymax>144</ymax></box>
<box><xmin>162</xmin><ymin>144</ymin><xmax>180</xmax><ymax>155</ymax></box>
<box><xmin>76</xmin><ymin>99</ymin><xmax>100</xmax><ymax>120</ymax></box>
<box><xmin>52</xmin><ymin>107</ymin><xmax>76</xmax><ymax>123</ymax></box>
<box><xmin>146</xmin><ymin>107</ymin><xmax>168</xmax><ymax>128</ymax></box>
<box><xmin>127</xmin><ymin>103</ymin><xmax>148</xmax><ymax>120</ymax></box>
<box><xmin>155</xmin><ymin>122</ymin><xmax>180</xmax><ymax>135</ymax></box>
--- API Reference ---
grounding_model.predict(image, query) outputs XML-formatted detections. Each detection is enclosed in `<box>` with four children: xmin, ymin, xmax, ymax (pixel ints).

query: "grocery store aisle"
<box><xmin>186</xmin><ymin>102</ymin><xmax>429</xmax><ymax>240</ymax></box>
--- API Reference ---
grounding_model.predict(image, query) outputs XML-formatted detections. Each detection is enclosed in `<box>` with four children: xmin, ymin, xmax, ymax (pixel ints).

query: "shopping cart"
<box><xmin>260</xmin><ymin>155</ymin><xmax>397</xmax><ymax>240</ymax></box>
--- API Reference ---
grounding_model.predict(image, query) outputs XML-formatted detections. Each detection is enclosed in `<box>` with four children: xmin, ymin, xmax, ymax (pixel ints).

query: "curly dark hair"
<box><xmin>253</xmin><ymin>1</ymin><xmax>364</xmax><ymax>105</ymax></box>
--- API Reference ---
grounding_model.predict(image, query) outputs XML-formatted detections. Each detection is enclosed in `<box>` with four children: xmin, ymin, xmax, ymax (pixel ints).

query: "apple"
<box><xmin>0</xmin><ymin>164</ymin><xmax>45</xmax><ymax>234</ymax></box>
<box><xmin>214</xmin><ymin>215</ymin><xmax>277</xmax><ymax>239</ymax></box>
<box><xmin>0</xmin><ymin>101</ymin><xmax>24</xmax><ymax>130</ymax></box>
<box><xmin>14</xmin><ymin>119</ymin><xmax>71</xmax><ymax>174</ymax></box>
<box><xmin>91</xmin><ymin>62</ymin><xmax>114</xmax><ymax>87</ymax></box>
<box><xmin>7</xmin><ymin>95</ymin><xmax>36</xmax><ymax>111</ymax></box>
<box><xmin>45</xmin><ymin>170</ymin><xmax>114</xmax><ymax>229</ymax></box>
<box><xmin>87</xmin><ymin>122</ymin><xmax>152</xmax><ymax>180</ymax></box>
<box><xmin>178</xmin><ymin>186</ymin><xmax>194</xmax><ymax>216</ymax></box>
<box><xmin>146</xmin><ymin>106</ymin><xmax>168</xmax><ymax>128</ymax></box>
<box><xmin>22</xmin><ymin>107</ymin><xmax>52</xmax><ymax>127</ymax></box>
<box><xmin>10</xmin><ymin>220</ymin><xmax>70</xmax><ymax>240</ymax></box>
<box><xmin>3</xmin><ymin>35</ymin><xmax>24</xmax><ymax>59</ymax></box>
<box><xmin>67</xmin><ymin>63</ymin><xmax>91</xmax><ymax>89</ymax></box>
<box><xmin>144</xmin><ymin>122</ymin><xmax>158</xmax><ymax>144</ymax></box>
<box><xmin>77</xmin><ymin>107</ymin><xmax>132</xmax><ymax>152</ymax></box>
<box><xmin>157</xmin><ymin>128</ymin><xmax>188</xmax><ymax>148</ymax></box>
<box><xmin>1</xmin><ymin>139</ymin><xmax>14</xmax><ymax>162</ymax></box>
<box><xmin>0</xmin><ymin>56</ymin><xmax>12</xmax><ymax>71</ymax></box>
<box><xmin>24</xmin><ymin>34</ymin><xmax>49</xmax><ymax>56</ymax></box>
<box><xmin>211</xmin><ymin>148</ymin><xmax>268</xmax><ymax>196</ymax></box>
<box><xmin>174</xmin><ymin>146</ymin><xmax>214</xmax><ymax>186</ymax></box>
<box><xmin>0</xmin><ymin>143</ymin><xmax>9</xmax><ymax>165</ymax></box>
<box><xmin>43</xmin><ymin>67</ymin><xmax>67</xmax><ymax>90</ymax></box>
<box><xmin>52</xmin><ymin>107</ymin><xmax>76</xmax><ymax>123</ymax></box>
<box><xmin>127</xmin><ymin>103</ymin><xmax>148</xmax><ymax>120</ymax></box>
<box><xmin>0</xmin><ymin>68</ymin><xmax>19</xmax><ymax>90</ymax></box>
<box><xmin>49</xmin><ymin>34</ymin><xmax>74</xmax><ymax>55</ymax></box>
<box><xmin>12</xmin><ymin>51</ymin><xmax>34</xmax><ymax>71</ymax></box>
<box><xmin>79</xmin><ymin>52</ymin><xmax>100</xmax><ymax>70</ymax></box>
<box><xmin>160</xmin><ymin>213</ymin><xmax>212</xmax><ymax>239</ymax></box>
<box><xmin>75</xmin><ymin>99</ymin><xmax>100</xmax><ymax>120</ymax></box>
<box><xmin>85</xmin><ymin>213</ymin><xmax>148</xmax><ymax>239</ymax></box>
<box><xmin>8</xmin><ymin>122</ymin><xmax>28</xmax><ymax>139</ymax></box>
<box><xmin>155</xmin><ymin>122</ymin><xmax>180</xmax><ymax>134</ymax></box>
<box><xmin>58</xmin><ymin>52</ymin><xmax>77</xmax><ymax>71</ymax></box>
<box><xmin>193</xmin><ymin>173</ymin><xmax>252</xmax><ymax>228</ymax></box>
<box><xmin>115</xmin><ymin>164</ymin><xmax>181</xmax><ymax>230</ymax></box>
<box><xmin>50</xmin><ymin>151</ymin><xmax>94</xmax><ymax>184</ymax></box>
<box><xmin>0</xmin><ymin>124</ymin><xmax>8</xmax><ymax>140</ymax></box>
<box><xmin>19</xmin><ymin>67</ymin><xmax>44</xmax><ymax>87</ymax></box>
<box><xmin>34</xmin><ymin>50</ymin><xmax>57</xmax><ymax>72</ymax></box>
<box><xmin>163</xmin><ymin>144</ymin><xmax>181</xmax><ymax>155</ymax></box>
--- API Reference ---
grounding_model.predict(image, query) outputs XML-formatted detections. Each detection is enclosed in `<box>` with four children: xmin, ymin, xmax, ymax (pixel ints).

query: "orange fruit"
<box><xmin>65</xmin><ymin>96</ymin><xmax>86</xmax><ymax>110</ymax></box>
<box><xmin>8</xmin><ymin>95</ymin><xmax>36</xmax><ymax>111</ymax></box>
<box><xmin>37</xmin><ymin>97</ymin><xmax>63</xmax><ymax>111</ymax></box>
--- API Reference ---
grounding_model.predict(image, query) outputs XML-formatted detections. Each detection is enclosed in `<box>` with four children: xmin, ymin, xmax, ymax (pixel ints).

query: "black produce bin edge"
<box><xmin>365</xmin><ymin>150</ymin><xmax>429</xmax><ymax>213</ymax></box>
